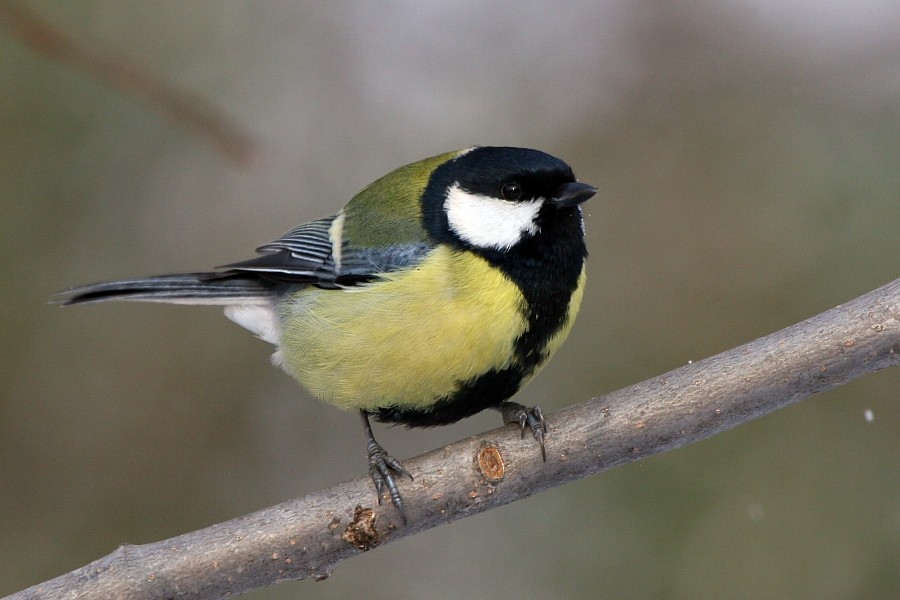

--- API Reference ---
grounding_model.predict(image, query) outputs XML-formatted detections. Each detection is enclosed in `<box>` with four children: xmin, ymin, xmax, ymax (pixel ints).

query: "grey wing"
<box><xmin>221</xmin><ymin>215</ymin><xmax>432</xmax><ymax>287</ymax></box>
<box><xmin>222</xmin><ymin>216</ymin><xmax>338</xmax><ymax>283</ymax></box>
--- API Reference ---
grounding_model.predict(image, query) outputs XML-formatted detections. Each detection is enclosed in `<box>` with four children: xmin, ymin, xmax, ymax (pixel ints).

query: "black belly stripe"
<box><xmin>374</xmin><ymin>206</ymin><xmax>587</xmax><ymax>428</ymax></box>
<box><xmin>373</xmin><ymin>364</ymin><xmax>529</xmax><ymax>426</ymax></box>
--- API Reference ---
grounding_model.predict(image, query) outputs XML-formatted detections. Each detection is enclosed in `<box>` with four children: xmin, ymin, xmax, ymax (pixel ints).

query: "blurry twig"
<box><xmin>0</xmin><ymin>0</ymin><xmax>258</xmax><ymax>166</ymax></box>
<box><xmin>6</xmin><ymin>278</ymin><xmax>898</xmax><ymax>599</ymax></box>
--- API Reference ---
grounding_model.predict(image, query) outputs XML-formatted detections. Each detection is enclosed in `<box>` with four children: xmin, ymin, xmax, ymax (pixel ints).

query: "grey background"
<box><xmin>2</xmin><ymin>1</ymin><xmax>898</xmax><ymax>598</ymax></box>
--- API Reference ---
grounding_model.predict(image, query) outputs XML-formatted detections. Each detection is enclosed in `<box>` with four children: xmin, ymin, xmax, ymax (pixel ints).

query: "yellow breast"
<box><xmin>277</xmin><ymin>246</ymin><xmax>529</xmax><ymax>411</ymax></box>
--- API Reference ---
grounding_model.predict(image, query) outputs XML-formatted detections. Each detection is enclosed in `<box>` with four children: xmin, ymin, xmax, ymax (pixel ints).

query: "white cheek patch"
<box><xmin>444</xmin><ymin>183</ymin><xmax>543</xmax><ymax>250</ymax></box>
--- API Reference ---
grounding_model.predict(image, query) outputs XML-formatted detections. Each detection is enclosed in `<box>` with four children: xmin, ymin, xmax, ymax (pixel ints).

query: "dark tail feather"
<box><xmin>53</xmin><ymin>272</ymin><xmax>277</xmax><ymax>306</ymax></box>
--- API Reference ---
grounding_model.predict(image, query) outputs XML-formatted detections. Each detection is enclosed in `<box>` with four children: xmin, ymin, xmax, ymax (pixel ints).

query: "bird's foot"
<box><xmin>360</xmin><ymin>410</ymin><xmax>413</xmax><ymax>522</ymax></box>
<box><xmin>366</xmin><ymin>441</ymin><xmax>413</xmax><ymax>522</ymax></box>
<box><xmin>498</xmin><ymin>401</ymin><xmax>548</xmax><ymax>461</ymax></box>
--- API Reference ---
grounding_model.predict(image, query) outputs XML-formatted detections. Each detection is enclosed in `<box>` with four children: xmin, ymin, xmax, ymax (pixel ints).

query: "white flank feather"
<box><xmin>224</xmin><ymin>304</ymin><xmax>281</xmax><ymax>345</ymax></box>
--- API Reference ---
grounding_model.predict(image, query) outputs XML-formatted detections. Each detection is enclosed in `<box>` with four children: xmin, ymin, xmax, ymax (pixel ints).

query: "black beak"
<box><xmin>553</xmin><ymin>181</ymin><xmax>597</xmax><ymax>208</ymax></box>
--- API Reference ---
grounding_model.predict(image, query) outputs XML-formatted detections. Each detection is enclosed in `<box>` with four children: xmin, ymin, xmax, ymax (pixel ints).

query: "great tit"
<box><xmin>57</xmin><ymin>146</ymin><xmax>597</xmax><ymax>520</ymax></box>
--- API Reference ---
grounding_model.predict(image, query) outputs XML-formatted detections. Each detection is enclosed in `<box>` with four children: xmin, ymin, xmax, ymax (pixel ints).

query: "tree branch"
<box><xmin>8</xmin><ymin>277</ymin><xmax>899</xmax><ymax>599</ymax></box>
<box><xmin>0</xmin><ymin>0</ymin><xmax>258</xmax><ymax>166</ymax></box>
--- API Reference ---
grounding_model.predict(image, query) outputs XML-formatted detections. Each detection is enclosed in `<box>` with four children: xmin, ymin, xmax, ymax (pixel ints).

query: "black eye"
<box><xmin>500</xmin><ymin>181</ymin><xmax>522</xmax><ymax>200</ymax></box>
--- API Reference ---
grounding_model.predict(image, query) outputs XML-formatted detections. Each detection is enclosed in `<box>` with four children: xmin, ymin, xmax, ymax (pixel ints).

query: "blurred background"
<box><xmin>1</xmin><ymin>1</ymin><xmax>898</xmax><ymax>598</ymax></box>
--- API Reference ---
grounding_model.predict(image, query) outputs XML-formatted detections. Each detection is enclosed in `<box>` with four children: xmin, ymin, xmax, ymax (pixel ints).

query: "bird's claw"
<box><xmin>360</xmin><ymin>410</ymin><xmax>412</xmax><ymax>523</ymax></box>
<box><xmin>366</xmin><ymin>441</ymin><xmax>413</xmax><ymax>522</ymax></box>
<box><xmin>499</xmin><ymin>402</ymin><xmax>549</xmax><ymax>462</ymax></box>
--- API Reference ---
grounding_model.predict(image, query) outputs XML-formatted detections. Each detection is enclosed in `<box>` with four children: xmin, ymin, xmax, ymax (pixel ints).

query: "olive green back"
<box><xmin>342</xmin><ymin>150</ymin><xmax>462</xmax><ymax>246</ymax></box>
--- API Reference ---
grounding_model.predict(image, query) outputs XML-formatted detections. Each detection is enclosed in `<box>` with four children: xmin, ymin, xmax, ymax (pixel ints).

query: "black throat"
<box><xmin>474</xmin><ymin>204</ymin><xmax>587</xmax><ymax>364</ymax></box>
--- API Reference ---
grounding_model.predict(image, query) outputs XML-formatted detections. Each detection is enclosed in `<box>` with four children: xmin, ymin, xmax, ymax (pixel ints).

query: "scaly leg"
<box><xmin>497</xmin><ymin>402</ymin><xmax>548</xmax><ymax>462</ymax></box>
<box><xmin>360</xmin><ymin>410</ymin><xmax>413</xmax><ymax>522</ymax></box>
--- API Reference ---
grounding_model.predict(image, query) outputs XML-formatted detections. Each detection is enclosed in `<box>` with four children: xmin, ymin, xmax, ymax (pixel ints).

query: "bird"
<box><xmin>56</xmin><ymin>146</ymin><xmax>597</xmax><ymax>521</ymax></box>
